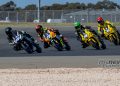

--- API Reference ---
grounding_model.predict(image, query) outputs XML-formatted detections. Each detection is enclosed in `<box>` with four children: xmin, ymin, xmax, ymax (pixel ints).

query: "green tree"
<box><xmin>95</xmin><ymin>0</ymin><xmax>120</xmax><ymax>9</ymax></box>
<box><xmin>64</xmin><ymin>2</ymin><xmax>81</xmax><ymax>9</ymax></box>
<box><xmin>0</xmin><ymin>1</ymin><xmax>16</xmax><ymax>11</ymax></box>
<box><xmin>87</xmin><ymin>3</ymin><xmax>95</xmax><ymax>9</ymax></box>
<box><xmin>80</xmin><ymin>3</ymin><xmax>86</xmax><ymax>10</ymax></box>
<box><xmin>16</xmin><ymin>7</ymin><xmax>22</xmax><ymax>11</ymax></box>
<box><xmin>24</xmin><ymin>4</ymin><xmax>37</xmax><ymax>10</ymax></box>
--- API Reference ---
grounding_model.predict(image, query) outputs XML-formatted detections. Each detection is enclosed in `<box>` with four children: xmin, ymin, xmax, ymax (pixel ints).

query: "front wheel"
<box><xmin>101</xmin><ymin>44</ymin><xmax>106</xmax><ymax>49</ymax></box>
<box><xmin>34</xmin><ymin>44</ymin><xmax>42</xmax><ymax>53</ymax></box>
<box><xmin>64</xmin><ymin>42</ymin><xmax>71</xmax><ymax>51</ymax></box>
<box><xmin>51</xmin><ymin>39</ymin><xmax>63</xmax><ymax>51</ymax></box>
<box><xmin>13</xmin><ymin>44</ymin><xmax>22</xmax><ymax>51</ymax></box>
<box><xmin>89</xmin><ymin>38</ymin><xmax>100</xmax><ymax>50</ymax></box>
<box><xmin>109</xmin><ymin>33</ymin><xmax>119</xmax><ymax>45</ymax></box>
<box><xmin>54</xmin><ymin>44</ymin><xmax>63</xmax><ymax>51</ymax></box>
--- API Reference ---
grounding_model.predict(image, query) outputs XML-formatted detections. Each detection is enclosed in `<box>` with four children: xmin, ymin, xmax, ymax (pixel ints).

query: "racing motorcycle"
<box><xmin>80</xmin><ymin>29</ymin><xmax>106</xmax><ymax>50</ymax></box>
<box><xmin>43</xmin><ymin>31</ymin><xmax>71</xmax><ymax>51</ymax></box>
<box><xmin>103</xmin><ymin>26</ymin><xmax>120</xmax><ymax>45</ymax></box>
<box><xmin>12</xmin><ymin>32</ymin><xmax>42</xmax><ymax>54</ymax></box>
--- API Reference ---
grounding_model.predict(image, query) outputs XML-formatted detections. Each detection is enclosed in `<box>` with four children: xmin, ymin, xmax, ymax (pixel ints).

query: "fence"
<box><xmin>0</xmin><ymin>9</ymin><xmax>120</xmax><ymax>23</ymax></box>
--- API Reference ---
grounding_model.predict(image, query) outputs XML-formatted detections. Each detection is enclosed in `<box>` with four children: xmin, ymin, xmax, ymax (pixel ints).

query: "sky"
<box><xmin>0</xmin><ymin>0</ymin><xmax>120</xmax><ymax>8</ymax></box>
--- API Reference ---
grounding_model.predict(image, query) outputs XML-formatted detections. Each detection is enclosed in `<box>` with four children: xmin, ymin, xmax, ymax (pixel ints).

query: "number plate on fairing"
<box><xmin>83</xmin><ymin>34</ymin><xmax>88</xmax><ymax>38</ymax></box>
<box><xmin>105</xmin><ymin>28</ymin><xmax>110</xmax><ymax>32</ymax></box>
<box><xmin>14</xmin><ymin>35</ymin><xmax>22</xmax><ymax>43</ymax></box>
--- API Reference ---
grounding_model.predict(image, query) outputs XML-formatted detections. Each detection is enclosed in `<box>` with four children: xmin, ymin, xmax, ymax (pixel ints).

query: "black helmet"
<box><xmin>5</xmin><ymin>27</ymin><xmax>12</xmax><ymax>34</ymax></box>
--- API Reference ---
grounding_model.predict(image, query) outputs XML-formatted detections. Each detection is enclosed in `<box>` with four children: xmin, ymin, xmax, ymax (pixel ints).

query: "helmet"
<box><xmin>35</xmin><ymin>25</ymin><xmax>43</xmax><ymax>33</ymax></box>
<box><xmin>5</xmin><ymin>27</ymin><xmax>12</xmax><ymax>34</ymax></box>
<box><xmin>74</xmin><ymin>22</ymin><xmax>81</xmax><ymax>29</ymax></box>
<box><xmin>35</xmin><ymin>25</ymin><xmax>42</xmax><ymax>30</ymax></box>
<box><xmin>97</xmin><ymin>17</ymin><xmax>104</xmax><ymax>23</ymax></box>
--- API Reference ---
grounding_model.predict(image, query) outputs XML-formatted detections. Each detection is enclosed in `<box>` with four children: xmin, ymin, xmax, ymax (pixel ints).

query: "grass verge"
<box><xmin>0</xmin><ymin>22</ymin><xmax>120</xmax><ymax>28</ymax></box>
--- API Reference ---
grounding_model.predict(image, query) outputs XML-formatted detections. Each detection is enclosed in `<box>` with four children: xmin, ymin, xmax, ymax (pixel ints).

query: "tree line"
<box><xmin>0</xmin><ymin>0</ymin><xmax>120</xmax><ymax>11</ymax></box>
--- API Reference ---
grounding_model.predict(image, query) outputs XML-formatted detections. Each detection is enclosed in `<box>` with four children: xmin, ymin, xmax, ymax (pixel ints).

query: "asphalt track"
<box><xmin>0</xmin><ymin>26</ymin><xmax>120</xmax><ymax>57</ymax></box>
<box><xmin>0</xmin><ymin>26</ymin><xmax>120</xmax><ymax>68</ymax></box>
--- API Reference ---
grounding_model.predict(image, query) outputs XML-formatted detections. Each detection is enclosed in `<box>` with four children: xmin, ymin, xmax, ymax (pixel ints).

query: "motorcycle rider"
<box><xmin>97</xmin><ymin>16</ymin><xmax>120</xmax><ymax>44</ymax></box>
<box><xmin>74</xmin><ymin>22</ymin><xmax>105</xmax><ymax>48</ymax></box>
<box><xmin>5</xmin><ymin>27</ymin><xmax>14</xmax><ymax>44</ymax></box>
<box><xmin>35</xmin><ymin>25</ymin><xmax>64</xmax><ymax>48</ymax></box>
<box><xmin>5</xmin><ymin>27</ymin><xmax>34</xmax><ymax>45</ymax></box>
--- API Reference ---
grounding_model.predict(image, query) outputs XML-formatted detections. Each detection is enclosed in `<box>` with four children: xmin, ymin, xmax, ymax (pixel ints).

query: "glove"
<box><xmin>39</xmin><ymin>38</ymin><xmax>44</xmax><ymax>42</ymax></box>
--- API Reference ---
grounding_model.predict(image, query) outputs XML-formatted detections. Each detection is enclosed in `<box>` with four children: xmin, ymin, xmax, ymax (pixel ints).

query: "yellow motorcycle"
<box><xmin>80</xmin><ymin>29</ymin><xmax>105</xmax><ymax>50</ymax></box>
<box><xmin>103</xmin><ymin>26</ymin><xmax>119</xmax><ymax>45</ymax></box>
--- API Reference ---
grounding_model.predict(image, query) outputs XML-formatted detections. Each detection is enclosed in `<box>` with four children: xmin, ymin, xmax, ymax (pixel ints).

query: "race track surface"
<box><xmin>0</xmin><ymin>26</ymin><xmax>120</xmax><ymax>57</ymax></box>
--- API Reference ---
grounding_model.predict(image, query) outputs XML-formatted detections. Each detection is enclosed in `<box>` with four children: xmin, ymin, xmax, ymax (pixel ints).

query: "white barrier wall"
<box><xmin>47</xmin><ymin>19</ymin><xmax>66</xmax><ymax>23</ymax></box>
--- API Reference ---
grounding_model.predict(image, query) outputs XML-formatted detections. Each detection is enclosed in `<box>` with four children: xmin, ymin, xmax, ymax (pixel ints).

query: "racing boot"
<box><xmin>81</xmin><ymin>43</ymin><xmax>89</xmax><ymax>48</ymax></box>
<box><xmin>98</xmin><ymin>35</ymin><xmax>106</xmax><ymax>49</ymax></box>
<box><xmin>44</xmin><ymin>42</ymin><xmax>50</xmax><ymax>48</ymax></box>
<box><xmin>100</xmin><ymin>39</ymin><xmax>106</xmax><ymax>49</ymax></box>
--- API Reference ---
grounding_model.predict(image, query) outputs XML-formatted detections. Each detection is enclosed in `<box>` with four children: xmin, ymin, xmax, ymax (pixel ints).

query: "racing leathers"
<box><xmin>6</xmin><ymin>30</ymin><xmax>34</xmax><ymax>45</ymax></box>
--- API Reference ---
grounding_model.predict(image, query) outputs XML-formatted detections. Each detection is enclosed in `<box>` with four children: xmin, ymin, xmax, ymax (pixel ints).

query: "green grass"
<box><xmin>0</xmin><ymin>22</ymin><xmax>74</xmax><ymax>27</ymax></box>
<box><xmin>0</xmin><ymin>22</ymin><xmax>120</xmax><ymax>28</ymax></box>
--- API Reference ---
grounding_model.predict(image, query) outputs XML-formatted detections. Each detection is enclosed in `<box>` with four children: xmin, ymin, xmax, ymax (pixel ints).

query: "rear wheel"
<box><xmin>110</xmin><ymin>34</ymin><xmax>119</xmax><ymax>45</ymax></box>
<box><xmin>64</xmin><ymin>42</ymin><xmax>71</xmax><ymax>51</ymax></box>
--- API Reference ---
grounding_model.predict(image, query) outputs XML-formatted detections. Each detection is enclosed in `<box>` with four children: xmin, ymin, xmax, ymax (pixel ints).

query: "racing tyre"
<box><xmin>64</xmin><ymin>42</ymin><xmax>71</xmax><ymax>51</ymax></box>
<box><xmin>90</xmin><ymin>38</ymin><xmax>100</xmax><ymax>50</ymax></box>
<box><xmin>101</xmin><ymin>44</ymin><xmax>106</xmax><ymax>49</ymax></box>
<box><xmin>55</xmin><ymin>44</ymin><xmax>63</xmax><ymax>51</ymax></box>
<box><xmin>110</xmin><ymin>34</ymin><xmax>119</xmax><ymax>45</ymax></box>
<box><xmin>34</xmin><ymin>44</ymin><xmax>42</xmax><ymax>53</ymax></box>
<box><xmin>21</xmin><ymin>43</ymin><xmax>33</xmax><ymax>54</ymax></box>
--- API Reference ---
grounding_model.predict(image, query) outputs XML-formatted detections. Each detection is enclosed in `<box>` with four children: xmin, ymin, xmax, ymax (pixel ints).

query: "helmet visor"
<box><xmin>36</xmin><ymin>29</ymin><xmax>41</xmax><ymax>33</ymax></box>
<box><xmin>98</xmin><ymin>20</ymin><xmax>103</xmax><ymax>24</ymax></box>
<box><xmin>75</xmin><ymin>26</ymin><xmax>80</xmax><ymax>29</ymax></box>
